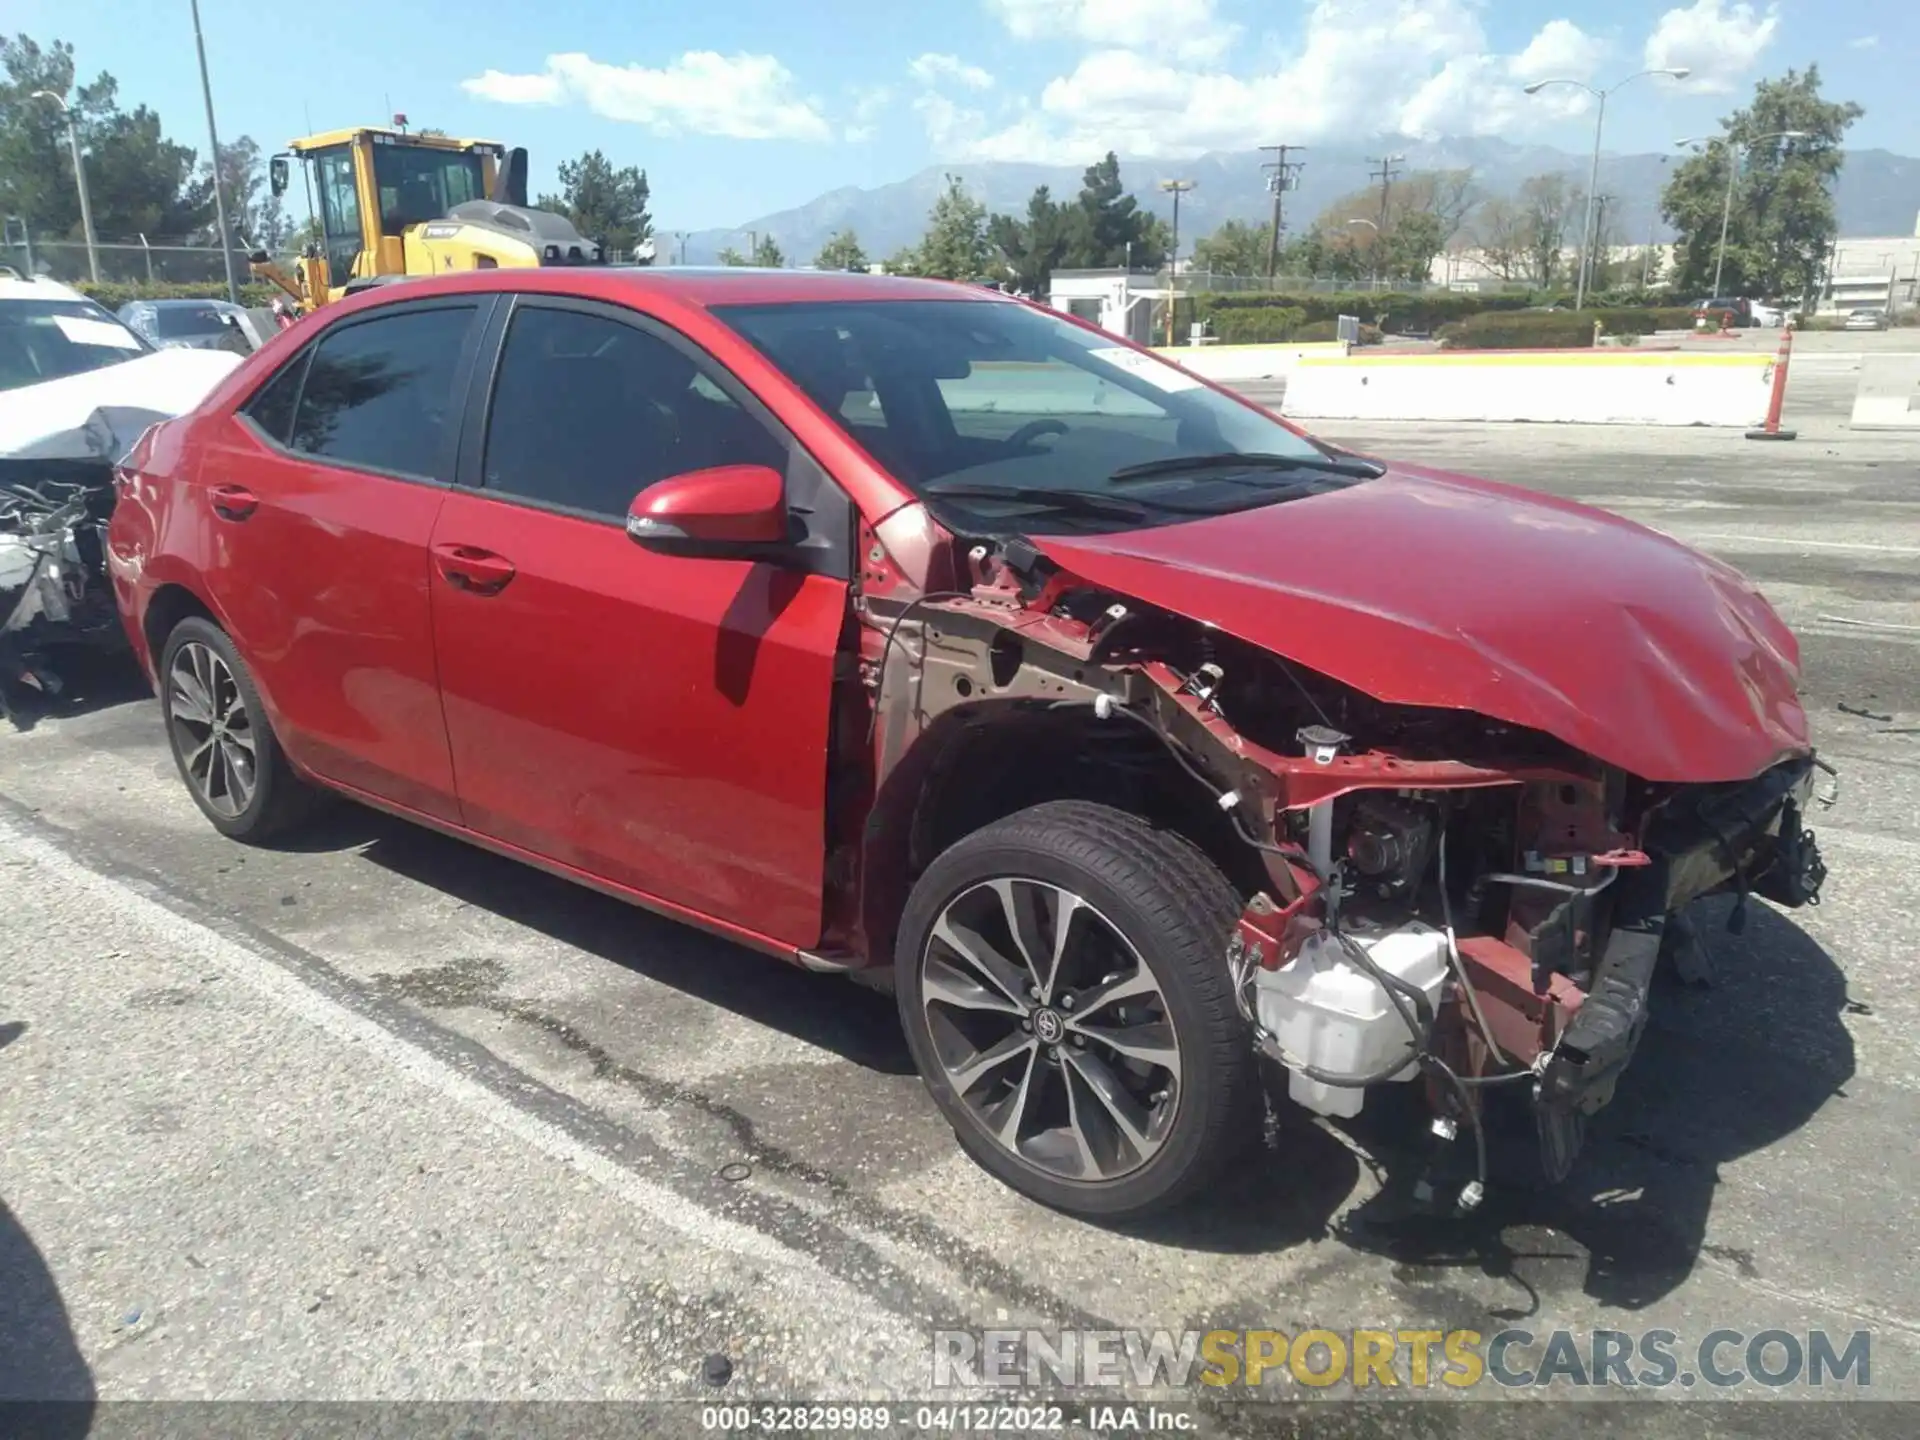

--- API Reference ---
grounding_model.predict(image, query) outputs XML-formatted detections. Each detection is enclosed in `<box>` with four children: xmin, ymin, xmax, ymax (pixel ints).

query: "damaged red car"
<box><xmin>107</xmin><ymin>269</ymin><xmax>1829</xmax><ymax>1218</ymax></box>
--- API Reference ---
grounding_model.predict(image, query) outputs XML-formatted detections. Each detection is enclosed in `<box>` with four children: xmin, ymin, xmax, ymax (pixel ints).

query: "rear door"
<box><xmin>198</xmin><ymin>296</ymin><xmax>490</xmax><ymax>821</ymax></box>
<box><xmin>427</xmin><ymin>295</ymin><xmax>853</xmax><ymax>946</ymax></box>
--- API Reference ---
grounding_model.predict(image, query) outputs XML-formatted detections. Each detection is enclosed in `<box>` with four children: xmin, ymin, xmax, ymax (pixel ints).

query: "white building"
<box><xmin>1817</xmin><ymin>215</ymin><xmax>1920</xmax><ymax>315</ymax></box>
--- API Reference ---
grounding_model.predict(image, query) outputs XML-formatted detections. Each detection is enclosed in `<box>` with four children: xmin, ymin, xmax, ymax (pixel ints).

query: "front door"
<box><xmin>198</xmin><ymin>298</ymin><xmax>484</xmax><ymax>821</ymax></box>
<box><xmin>427</xmin><ymin>297</ymin><xmax>851</xmax><ymax>947</ymax></box>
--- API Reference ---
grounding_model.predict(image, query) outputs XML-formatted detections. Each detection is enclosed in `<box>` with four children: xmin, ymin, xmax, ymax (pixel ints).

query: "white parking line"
<box><xmin>1688</xmin><ymin>533</ymin><xmax>1920</xmax><ymax>556</ymax></box>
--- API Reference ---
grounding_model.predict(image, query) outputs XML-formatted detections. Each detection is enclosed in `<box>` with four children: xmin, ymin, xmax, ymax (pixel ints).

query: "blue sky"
<box><xmin>12</xmin><ymin>0</ymin><xmax>1911</xmax><ymax>231</ymax></box>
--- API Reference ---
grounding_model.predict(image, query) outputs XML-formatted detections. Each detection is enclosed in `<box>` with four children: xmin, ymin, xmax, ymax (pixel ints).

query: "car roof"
<box><xmin>0</xmin><ymin>275</ymin><xmax>89</xmax><ymax>304</ymax></box>
<box><xmin>129</xmin><ymin>297</ymin><xmax>238</xmax><ymax>309</ymax></box>
<box><xmin>324</xmin><ymin>265</ymin><xmax>1004</xmax><ymax>315</ymax></box>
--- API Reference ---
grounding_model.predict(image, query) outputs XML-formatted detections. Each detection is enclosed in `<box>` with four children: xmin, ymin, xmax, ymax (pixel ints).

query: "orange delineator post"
<box><xmin>1746</xmin><ymin>324</ymin><xmax>1797</xmax><ymax>441</ymax></box>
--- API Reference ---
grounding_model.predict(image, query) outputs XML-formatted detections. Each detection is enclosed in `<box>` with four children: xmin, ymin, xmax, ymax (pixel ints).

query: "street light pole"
<box><xmin>1346</xmin><ymin>217</ymin><xmax>1380</xmax><ymax>290</ymax></box>
<box><xmin>1676</xmin><ymin>131</ymin><xmax>1808</xmax><ymax>299</ymax></box>
<box><xmin>188</xmin><ymin>0</ymin><xmax>242</xmax><ymax>303</ymax></box>
<box><xmin>1525</xmin><ymin>67</ymin><xmax>1689</xmax><ymax>309</ymax></box>
<box><xmin>30</xmin><ymin>90</ymin><xmax>99</xmax><ymax>283</ymax></box>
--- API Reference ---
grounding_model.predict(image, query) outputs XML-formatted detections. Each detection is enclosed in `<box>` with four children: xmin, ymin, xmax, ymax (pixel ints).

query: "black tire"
<box><xmin>895</xmin><ymin>800</ymin><xmax>1256</xmax><ymax>1218</ymax></box>
<box><xmin>158</xmin><ymin>616</ymin><xmax>315</xmax><ymax>842</ymax></box>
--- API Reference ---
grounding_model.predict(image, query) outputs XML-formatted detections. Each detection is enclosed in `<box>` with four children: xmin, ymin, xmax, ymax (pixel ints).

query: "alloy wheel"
<box><xmin>919</xmin><ymin>877</ymin><xmax>1182</xmax><ymax>1182</ymax></box>
<box><xmin>167</xmin><ymin>641</ymin><xmax>258</xmax><ymax>819</ymax></box>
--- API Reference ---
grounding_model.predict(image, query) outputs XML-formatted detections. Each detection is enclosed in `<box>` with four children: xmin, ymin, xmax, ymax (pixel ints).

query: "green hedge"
<box><xmin>1197</xmin><ymin>289</ymin><xmax>1536</xmax><ymax>335</ymax></box>
<box><xmin>1438</xmin><ymin>310</ymin><xmax>1599</xmax><ymax>349</ymax></box>
<box><xmin>74</xmin><ymin>280</ymin><xmax>277</xmax><ymax>310</ymax></box>
<box><xmin>1207</xmin><ymin>305</ymin><xmax>1306</xmax><ymax>343</ymax></box>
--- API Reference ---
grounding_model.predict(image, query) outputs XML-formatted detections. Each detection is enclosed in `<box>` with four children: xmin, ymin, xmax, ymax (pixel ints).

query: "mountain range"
<box><xmin>674</xmin><ymin>135</ymin><xmax>1920</xmax><ymax>268</ymax></box>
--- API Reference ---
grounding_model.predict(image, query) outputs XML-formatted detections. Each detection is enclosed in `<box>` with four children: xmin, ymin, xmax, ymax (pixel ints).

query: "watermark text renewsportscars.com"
<box><xmin>933</xmin><ymin>1327</ymin><xmax>1873</xmax><ymax>1391</ymax></box>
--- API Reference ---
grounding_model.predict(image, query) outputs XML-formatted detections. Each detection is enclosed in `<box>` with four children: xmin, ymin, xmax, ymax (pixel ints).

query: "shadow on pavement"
<box><xmin>1335</xmin><ymin>896</ymin><xmax>1853</xmax><ymax>1312</ymax></box>
<box><xmin>0</xmin><ymin>1198</ymin><xmax>94</xmax><ymax>1430</ymax></box>
<box><xmin>297</xmin><ymin>801</ymin><xmax>917</xmax><ymax>1077</ymax></box>
<box><xmin>0</xmin><ymin>644</ymin><xmax>148</xmax><ymax>736</ymax></box>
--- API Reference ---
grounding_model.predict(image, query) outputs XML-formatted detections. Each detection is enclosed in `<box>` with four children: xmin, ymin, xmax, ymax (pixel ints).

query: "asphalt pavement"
<box><xmin>2</xmin><ymin>337</ymin><xmax>1917</xmax><ymax>1433</ymax></box>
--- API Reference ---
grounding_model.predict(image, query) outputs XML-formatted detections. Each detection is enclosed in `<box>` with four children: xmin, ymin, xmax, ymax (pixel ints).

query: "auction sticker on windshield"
<box><xmin>53</xmin><ymin>315</ymin><xmax>142</xmax><ymax>348</ymax></box>
<box><xmin>1089</xmin><ymin>347</ymin><xmax>1203</xmax><ymax>391</ymax></box>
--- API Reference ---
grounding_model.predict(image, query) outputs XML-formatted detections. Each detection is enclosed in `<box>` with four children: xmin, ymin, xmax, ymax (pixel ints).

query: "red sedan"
<box><xmin>108</xmin><ymin>268</ymin><xmax>1826</xmax><ymax>1218</ymax></box>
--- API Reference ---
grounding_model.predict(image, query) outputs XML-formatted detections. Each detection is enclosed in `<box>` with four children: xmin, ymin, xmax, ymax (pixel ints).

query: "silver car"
<box><xmin>1842</xmin><ymin>308</ymin><xmax>1891</xmax><ymax>331</ymax></box>
<box><xmin>116</xmin><ymin>298</ymin><xmax>255</xmax><ymax>353</ymax></box>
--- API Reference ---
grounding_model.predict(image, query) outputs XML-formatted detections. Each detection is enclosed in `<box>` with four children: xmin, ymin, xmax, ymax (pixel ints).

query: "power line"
<box><xmin>1260</xmin><ymin>144</ymin><xmax>1304</xmax><ymax>278</ymax></box>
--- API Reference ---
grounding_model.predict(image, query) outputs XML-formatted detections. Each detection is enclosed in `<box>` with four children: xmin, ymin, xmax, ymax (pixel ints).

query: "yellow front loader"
<box><xmin>249</xmin><ymin>126</ymin><xmax>605</xmax><ymax>313</ymax></box>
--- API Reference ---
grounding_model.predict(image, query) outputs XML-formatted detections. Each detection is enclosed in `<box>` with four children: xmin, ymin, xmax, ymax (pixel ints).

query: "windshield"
<box><xmin>0</xmin><ymin>299</ymin><xmax>150</xmax><ymax>394</ymax></box>
<box><xmin>153</xmin><ymin>305</ymin><xmax>229</xmax><ymax>339</ymax></box>
<box><xmin>716</xmin><ymin>298</ymin><xmax>1350</xmax><ymax>534</ymax></box>
<box><xmin>372</xmin><ymin>144</ymin><xmax>487</xmax><ymax>234</ymax></box>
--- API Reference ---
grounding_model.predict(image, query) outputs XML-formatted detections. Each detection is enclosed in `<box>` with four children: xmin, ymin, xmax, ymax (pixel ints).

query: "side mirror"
<box><xmin>269</xmin><ymin>155</ymin><xmax>290</xmax><ymax>197</ymax></box>
<box><xmin>626</xmin><ymin>464</ymin><xmax>788</xmax><ymax>554</ymax></box>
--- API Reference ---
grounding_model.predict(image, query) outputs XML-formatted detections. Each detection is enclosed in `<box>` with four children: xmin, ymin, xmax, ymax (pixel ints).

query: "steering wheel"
<box><xmin>1005</xmin><ymin>418</ymin><xmax>1069</xmax><ymax>450</ymax></box>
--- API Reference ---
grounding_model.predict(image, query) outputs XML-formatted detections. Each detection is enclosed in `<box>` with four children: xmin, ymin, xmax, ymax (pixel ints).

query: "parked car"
<box><xmin>1691</xmin><ymin>296</ymin><xmax>1755</xmax><ymax>328</ymax></box>
<box><xmin>1843</xmin><ymin>307</ymin><xmax>1891</xmax><ymax>331</ymax></box>
<box><xmin>118</xmin><ymin>298</ymin><xmax>254</xmax><ymax>354</ymax></box>
<box><xmin>107</xmin><ymin>270</ymin><xmax>1828</xmax><ymax>1217</ymax></box>
<box><xmin>1</xmin><ymin>272</ymin><xmax>152</xmax><ymax>394</ymax></box>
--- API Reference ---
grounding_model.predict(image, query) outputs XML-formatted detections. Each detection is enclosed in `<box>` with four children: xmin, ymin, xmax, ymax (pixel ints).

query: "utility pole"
<box><xmin>1158</xmin><ymin>178</ymin><xmax>1195</xmax><ymax>346</ymax></box>
<box><xmin>1366</xmin><ymin>153</ymin><xmax>1404</xmax><ymax>233</ymax></box>
<box><xmin>1259</xmin><ymin>144</ymin><xmax>1303</xmax><ymax>280</ymax></box>
<box><xmin>189</xmin><ymin>0</ymin><xmax>242</xmax><ymax>304</ymax></box>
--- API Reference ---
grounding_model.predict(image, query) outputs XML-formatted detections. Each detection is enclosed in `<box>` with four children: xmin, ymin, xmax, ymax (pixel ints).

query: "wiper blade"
<box><xmin>1108</xmin><ymin>451</ymin><xmax>1385</xmax><ymax>483</ymax></box>
<box><xmin>924</xmin><ymin>482</ymin><xmax>1152</xmax><ymax>520</ymax></box>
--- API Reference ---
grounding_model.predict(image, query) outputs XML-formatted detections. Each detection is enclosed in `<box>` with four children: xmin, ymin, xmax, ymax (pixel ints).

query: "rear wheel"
<box><xmin>896</xmin><ymin>801</ymin><xmax>1255</xmax><ymax>1217</ymax></box>
<box><xmin>159</xmin><ymin>617</ymin><xmax>315</xmax><ymax>841</ymax></box>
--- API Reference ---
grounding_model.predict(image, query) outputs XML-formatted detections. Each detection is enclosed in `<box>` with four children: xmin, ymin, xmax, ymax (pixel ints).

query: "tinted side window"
<box><xmin>482</xmin><ymin>305</ymin><xmax>785</xmax><ymax>518</ymax></box>
<box><xmin>243</xmin><ymin>348</ymin><xmax>310</xmax><ymax>445</ymax></box>
<box><xmin>289</xmin><ymin>306</ymin><xmax>474</xmax><ymax>478</ymax></box>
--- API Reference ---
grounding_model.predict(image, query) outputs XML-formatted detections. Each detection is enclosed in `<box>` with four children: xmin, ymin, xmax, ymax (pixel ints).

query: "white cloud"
<box><xmin>460</xmin><ymin>51</ymin><xmax>832</xmax><ymax>141</ymax></box>
<box><xmin>909</xmin><ymin>54</ymin><xmax>995</xmax><ymax>90</ymax></box>
<box><xmin>1848</xmin><ymin>35</ymin><xmax>1878</xmax><ymax>49</ymax></box>
<box><xmin>950</xmin><ymin>2</ymin><xmax>1606</xmax><ymax>160</ymax></box>
<box><xmin>940</xmin><ymin>0</ymin><xmax>1767</xmax><ymax>162</ymax></box>
<box><xmin>462</xmin><ymin>69</ymin><xmax>563</xmax><ymax>106</ymax></box>
<box><xmin>1644</xmin><ymin>1</ymin><xmax>1780</xmax><ymax>93</ymax></box>
<box><xmin>986</xmin><ymin>0</ymin><xmax>1238</xmax><ymax>63</ymax></box>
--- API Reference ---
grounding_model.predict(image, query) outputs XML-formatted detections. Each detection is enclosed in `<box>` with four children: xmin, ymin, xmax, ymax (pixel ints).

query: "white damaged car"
<box><xmin>1</xmin><ymin>271</ymin><xmax>243</xmax><ymax>720</ymax></box>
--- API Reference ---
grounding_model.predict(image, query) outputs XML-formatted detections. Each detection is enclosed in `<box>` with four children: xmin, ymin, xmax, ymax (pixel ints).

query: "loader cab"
<box><xmin>277</xmin><ymin>128</ymin><xmax>503</xmax><ymax>295</ymax></box>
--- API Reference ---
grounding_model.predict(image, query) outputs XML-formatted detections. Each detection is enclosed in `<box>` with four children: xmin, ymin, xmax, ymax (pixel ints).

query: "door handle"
<box><xmin>209</xmin><ymin>483</ymin><xmax>258</xmax><ymax>521</ymax></box>
<box><xmin>432</xmin><ymin>542</ymin><xmax>517</xmax><ymax>595</ymax></box>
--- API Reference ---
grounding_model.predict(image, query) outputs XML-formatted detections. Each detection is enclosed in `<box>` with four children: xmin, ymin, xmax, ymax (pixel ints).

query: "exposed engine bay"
<box><xmin>0</xmin><ymin>459</ymin><xmax>123</xmax><ymax>726</ymax></box>
<box><xmin>851</xmin><ymin>513</ymin><xmax>1833</xmax><ymax>1212</ymax></box>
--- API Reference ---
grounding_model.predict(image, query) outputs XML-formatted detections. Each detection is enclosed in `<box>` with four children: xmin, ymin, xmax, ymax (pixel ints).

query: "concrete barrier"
<box><xmin>1150</xmin><ymin>341</ymin><xmax>1348</xmax><ymax>382</ymax></box>
<box><xmin>1849</xmin><ymin>355</ymin><xmax>1920</xmax><ymax>429</ymax></box>
<box><xmin>1283</xmin><ymin>350</ymin><xmax>1775</xmax><ymax>426</ymax></box>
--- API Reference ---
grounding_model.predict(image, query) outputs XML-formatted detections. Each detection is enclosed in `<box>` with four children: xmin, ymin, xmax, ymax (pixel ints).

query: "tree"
<box><xmin>537</xmin><ymin>148</ymin><xmax>652</xmax><ymax>260</ymax></box>
<box><xmin>1</xmin><ymin>34</ymin><xmax>208</xmax><ymax>245</ymax></box>
<box><xmin>1382</xmin><ymin>211</ymin><xmax>1445</xmax><ymax>283</ymax></box>
<box><xmin>717</xmin><ymin>245</ymin><xmax>749</xmax><ymax>266</ymax></box>
<box><xmin>213</xmin><ymin>135</ymin><xmax>285</xmax><ymax>250</ymax></box>
<box><xmin>1518</xmin><ymin>173</ymin><xmax>1582</xmax><ymax>287</ymax></box>
<box><xmin>751</xmin><ymin>233</ymin><xmax>784</xmax><ymax>267</ymax></box>
<box><xmin>1063</xmin><ymin>153</ymin><xmax>1163</xmax><ymax>270</ymax></box>
<box><xmin>814</xmin><ymin>229</ymin><xmax>867</xmax><ymax>271</ymax></box>
<box><xmin>1192</xmin><ymin>219</ymin><xmax>1274</xmax><ymax>276</ymax></box>
<box><xmin>1660</xmin><ymin>66</ymin><xmax>1862</xmax><ymax>302</ymax></box>
<box><xmin>901</xmin><ymin>173</ymin><xmax>993</xmax><ymax>280</ymax></box>
<box><xmin>988</xmin><ymin>184</ymin><xmax>1069</xmax><ymax>294</ymax></box>
<box><xmin>1469</xmin><ymin>196</ymin><xmax>1531</xmax><ymax>281</ymax></box>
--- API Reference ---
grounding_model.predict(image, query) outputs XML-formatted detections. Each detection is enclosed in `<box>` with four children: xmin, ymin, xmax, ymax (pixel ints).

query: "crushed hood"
<box><xmin>1035</xmin><ymin>464</ymin><xmax>1809</xmax><ymax>784</ymax></box>
<box><xmin>0</xmin><ymin>348</ymin><xmax>241</xmax><ymax>463</ymax></box>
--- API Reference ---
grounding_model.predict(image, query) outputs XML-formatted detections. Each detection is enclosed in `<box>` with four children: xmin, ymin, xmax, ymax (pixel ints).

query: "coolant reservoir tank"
<box><xmin>1254</xmin><ymin>924</ymin><xmax>1449</xmax><ymax>1118</ymax></box>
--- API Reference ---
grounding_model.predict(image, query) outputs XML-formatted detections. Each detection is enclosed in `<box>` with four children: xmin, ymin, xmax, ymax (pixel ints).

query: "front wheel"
<box><xmin>895</xmin><ymin>801</ymin><xmax>1256</xmax><ymax>1218</ymax></box>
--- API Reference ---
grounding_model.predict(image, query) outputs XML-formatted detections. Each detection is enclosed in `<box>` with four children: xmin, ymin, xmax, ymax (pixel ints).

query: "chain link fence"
<box><xmin>0</xmin><ymin>233</ymin><xmax>268</xmax><ymax>287</ymax></box>
<box><xmin>1180</xmin><ymin>270</ymin><xmax>1533</xmax><ymax>296</ymax></box>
